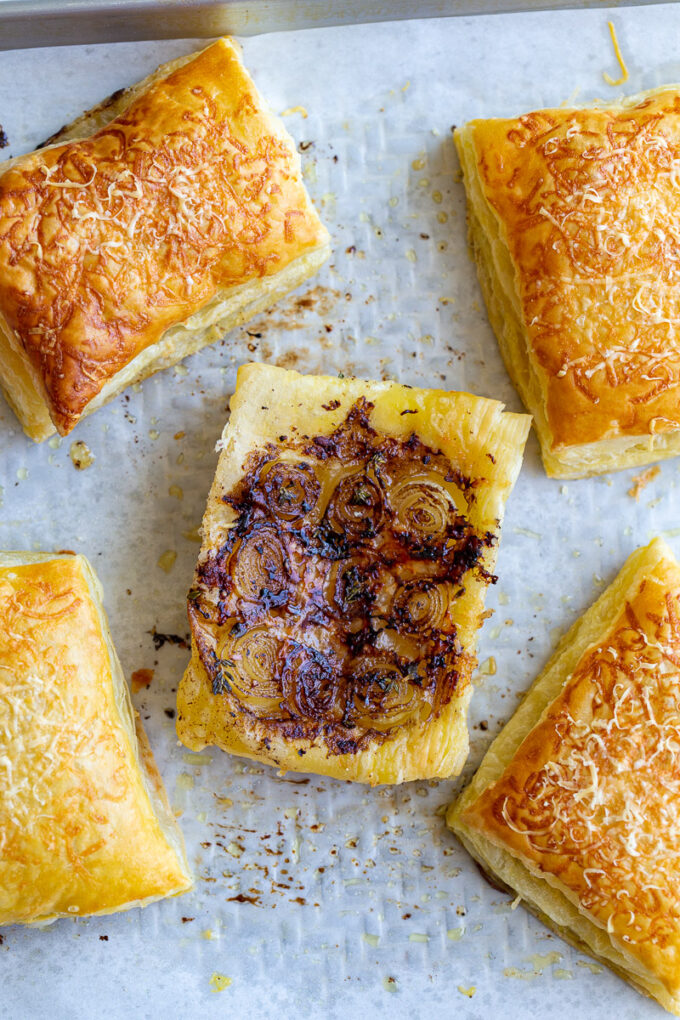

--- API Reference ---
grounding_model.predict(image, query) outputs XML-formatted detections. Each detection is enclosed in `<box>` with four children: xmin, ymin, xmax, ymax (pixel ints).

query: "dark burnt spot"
<box><xmin>0</xmin><ymin>128</ymin><xmax>8</xmax><ymax>150</ymax></box>
<box><xmin>227</xmin><ymin>893</ymin><xmax>261</xmax><ymax>905</ymax></box>
<box><xmin>190</xmin><ymin>398</ymin><xmax>493</xmax><ymax>754</ymax></box>
<box><xmin>149</xmin><ymin>628</ymin><xmax>189</xmax><ymax>650</ymax></box>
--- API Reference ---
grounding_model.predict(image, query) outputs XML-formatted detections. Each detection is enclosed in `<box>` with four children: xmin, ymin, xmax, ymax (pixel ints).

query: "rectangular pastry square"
<box><xmin>456</xmin><ymin>89</ymin><xmax>680</xmax><ymax>478</ymax></box>
<box><xmin>177</xmin><ymin>362</ymin><xmax>530</xmax><ymax>785</ymax></box>
<box><xmin>0</xmin><ymin>38</ymin><xmax>330</xmax><ymax>441</ymax></box>
<box><xmin>0</xmin><ymin>552</ymin><xmax>192</xmax><ymax>925</ymax></box>
<box><xmin>448</xmin><ymin>538</ymin><xmax>680</xmax><ymax>1015</ymax></box>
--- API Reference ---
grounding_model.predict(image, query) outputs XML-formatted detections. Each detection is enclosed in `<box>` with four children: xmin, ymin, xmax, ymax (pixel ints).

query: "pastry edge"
<box><xmin>447</xmin><ymin>537</ymin><xmax>680</xmax><ymax>1015</ymax></box>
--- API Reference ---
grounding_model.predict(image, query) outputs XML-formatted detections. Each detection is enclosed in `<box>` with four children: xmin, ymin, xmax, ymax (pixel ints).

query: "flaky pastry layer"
<box><xmin>176</xmin><ymin>362</ymin><xmax>530</xmax><ymax>785</ymax></box>
<box><xmin>0</xmin><ymin>38</ymin><xmax>330</xmax><ymax>439</ymax></box>
<box><xmin>456</xmin><ymin>87</ymin><xmax>680</xmax><ymax>478</ymax></box>
<box><xmin>449</xmin><ymin>538</ymin><xmax>680</xmax><ymax>1015</ymax></box>
<box><xmin>0</xmin><ymin>552</ymin><xmax>192</xmax><ymax>925</ymax></box>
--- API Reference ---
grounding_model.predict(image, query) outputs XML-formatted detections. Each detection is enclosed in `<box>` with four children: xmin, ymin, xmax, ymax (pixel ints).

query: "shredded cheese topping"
<box><xmin>477</xmin><ymin>90</ymin><xmax>680</xmax><ymax>445</ymax></box>
<box><xmin>603</xmin><ymin>21</ymin><xmax>630</xmax><ymax>88</ymax></box>
<box><xmin>0</xmin><ymin>42</ymin><xmax>320</xmax><ymax>432</ymax></box>
<box><xmin>471</xmin><ymin>570</ymin><xmax>680</xmax><ymax>981</ymax></box>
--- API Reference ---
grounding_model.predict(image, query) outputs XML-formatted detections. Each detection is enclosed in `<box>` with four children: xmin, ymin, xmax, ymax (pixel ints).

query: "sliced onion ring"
<box><xmin>392</xmin><ymin>580</ymin><xmax>450</xmax><ymax>633</ymax></box>
<box><xmin>281</xmin><ymin>642</ymin><xmax>345</xmax><ymax>722</ymax></box>
<box><xmin>388</xmin><ymin>477</ymin><xmax>454</xmax><ymax>541</ymax></box>
<box><xmin>217</xmin><ymin>626</ymin><xmax>284</xmax><ymax>715</ymax></box>
<box><xmin>325</xmin><ymin>472</ymin><xmax>384</xmax><ymax>539</ymax></box>
<box><xmin>258</xmin><ymin>459</ymin><xmax>320</xmax><ymax>524</ymax></box>
<box><xmin>348</xmin><ymin>658</ymin><xmax>430</xmax><ymax>732</ymax></box>
<box><xmin>230</xmin><ymin>526</ymin><xmax>286</xmax><ymax>601</ymax></box>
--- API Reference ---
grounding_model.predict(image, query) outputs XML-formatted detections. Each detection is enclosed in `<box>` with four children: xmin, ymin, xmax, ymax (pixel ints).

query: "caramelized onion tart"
<box><xmin>0</xmin><ymin>38</ymin><xmax>329</xmax><ymax>441</ymax></box>
<box><xmin>0</xmin><ymin>552</ymin><xmax>192</xmax><ymax>925</ymax></box>
<box><xmin>176</xmin><ymin>363</ymin><xmax>530</xmax><ymax>784</ymax></box>
<box><xmin>456</xmin><ymin>89</ymin><xmax>680</xmax><ymax>478</ymax></box>
<box><xmin>449</xmin><ymin>538</ymin><xmax>680</xmax><ymax>1015</ymax></box>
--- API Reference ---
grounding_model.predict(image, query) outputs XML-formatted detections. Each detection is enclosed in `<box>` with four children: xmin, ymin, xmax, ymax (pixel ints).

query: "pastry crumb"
<box><xmin>628</xmin><ymin>465</ymin><xmax>660</xmax><ymax>500</ymax></box>
<box><xmin>209</xmin><ymin>973</ymin><xmax>232</xmax><ymax>992</ymax></box>
<box><xmin>69</xmin><ymin>440</ymin><xmax>95</xmax><ymax>470</ymax></box>
<box><xmin>131</xmin><ymin>668</ymin><xmax>154</xmax><ymax>693</ymax></box>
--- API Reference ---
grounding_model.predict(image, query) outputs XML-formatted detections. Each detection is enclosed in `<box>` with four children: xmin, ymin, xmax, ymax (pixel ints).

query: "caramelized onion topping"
<box><xmin>230</xmin><ymin>526</ymin><xmax>286</xmax><ymax>601</ymax></box>
<box><xmin>388</xmin><ymin>477</ymin><xmax>453</xmax><ymax>541</ymax></box>
<box><xmin>218</xmin><ymin>626</ymin><xmax>283</xmax><ymax>715</ymax></box>
<box><xmin>348</xmin><ymin>658</ymin><xmax>429</xmax><ymax>732</ymax></box>
<box><xmin>195</xmin><ymin>397</ymin><xmax>494</xmax><ymax>750</ymax></box>
<box><xmin>258</xmin><ymin>459</ymin><xmax>320</xmax><ymax>524</ymax></box>
<box><xmin>392</xmin><ymin>580</ymin><xmax>450</xmax><ymax>633</ymax></box>
<box><xmin>282</xmin><ymin>642</ymin><xmax>345</xmax><ymax>722</ymax></box>
<box><xmin>325</xmin><ymin>473</ymin><xmax>383</xmax><ymax>539</ymax></box>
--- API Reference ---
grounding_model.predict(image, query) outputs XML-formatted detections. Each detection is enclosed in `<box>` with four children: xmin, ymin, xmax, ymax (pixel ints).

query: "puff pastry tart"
<box><xmin>456</xmin><ymin>89</ymin><xmax>680</xmax><ymax>478</ymax></box>
<box><xmin>448</xmin><ymin>537</ymin><xmax>680</xmax><ymax>1015</ymax></box>
<box><xmin>0</xmin><ymin>38</ymin><xmax>330</xmax><ymax>441</ymax></box>
<box><xmin>0</xmin><ymin>552</ymin><xmax>192</xmax><ymax>925</ymax></box>
<box><xmin>176</xmin><ymin>363</ymin><xmax>529</xmax><ymax>785</ymax></box>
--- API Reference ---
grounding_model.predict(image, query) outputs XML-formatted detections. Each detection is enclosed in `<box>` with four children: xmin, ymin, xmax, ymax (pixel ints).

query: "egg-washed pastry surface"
<box><xmin>0</xmin><ymin>552</ymin><xmax>192</xmax><ymax>925</ymax></box>
<box><xmin>449</xmin><ymin>538</ymin><xmax>680</xmax><ymax>1015</ymax></box>
<box><xmin>456</xmin><ymin>88</ymin><xmax>680</xmax><ymax>478</ymax></box>
<box><xmin>0</xmin><ymin>37</ymin><xmax>330</xmax><ymax>441</ymax></box>
<box><xmin>177</xmin><ymin>363</ymin><xmax>530</xmax><ymax>785</ymax></box>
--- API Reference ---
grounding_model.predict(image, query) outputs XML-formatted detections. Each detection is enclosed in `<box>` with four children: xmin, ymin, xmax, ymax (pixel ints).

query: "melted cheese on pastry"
<box><xmin>0</xmin><ymin>552</ymin><xmax>192</xmax><ymax>924</ymax></box>
<box><xmin>0</xmin><ymin>38</ymin><xmax>330</xmax><ymax>439</ymax></box>
<box><xmin>449</xmin><ymin>538</ymin><xmax>680</xmax><ymax>1015</ymax></box>
<box><xmin>456</xmin><ymin>87</ymin><xmax>680</xmax><ymax>478</ymax></box>
<box><xmin>176</xmin><ymin>362</ymin><xmax>530</xmax><ymax>785</ymax></box>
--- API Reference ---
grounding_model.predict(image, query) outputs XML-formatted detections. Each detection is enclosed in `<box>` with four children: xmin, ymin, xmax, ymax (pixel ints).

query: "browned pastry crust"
<box><xmin>176</xmin><ymin>363</ymin><xmax>530</xmax><ymax>784</ymax></box>
<box><xmin>0</xmin><ymin>38</ymin><xmax>329</xmax><ymax>438</ymax></box>
<box><xmin>0</xmin><ymin>552</ymin><xmax>192</xmax><ymax>925</ymax></box>
<box><xmin>449</xmin><ymin>538</ymin><xmax>680</xmax><ymax>1014</ymax></box>
<box><xmin>456</xmin><ymin>88</ymin><xmax>680</xmax><ymax>477</ymax></box>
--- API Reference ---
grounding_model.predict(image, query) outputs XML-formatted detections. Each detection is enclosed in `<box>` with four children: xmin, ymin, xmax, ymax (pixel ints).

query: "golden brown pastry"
<box><xmin>456</xmin><ymin>89</ymin><xmax>680</xmax><ymax>478</ymax></box>
<box><xmin>449</xmin><ymin>537</ymin><xmax>680</xmax><ymax>1015</ymax></box>
<box><xmin>0</xmin><ymin>552</ymin><xmax>192</xmax><ymax>925</ymax></box>
<box><xmin>176</xmin><ymin>362</ymin><xmax>530</xmax><ymax>785</ymax></box>
<box><xmin>0</xmin><ymin>38</ymin><xmax>330</xmax><ymax>441</ymax></box>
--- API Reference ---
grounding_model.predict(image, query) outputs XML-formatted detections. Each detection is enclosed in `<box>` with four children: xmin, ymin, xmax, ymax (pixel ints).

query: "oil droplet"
<box><xmin>157</xmin><ymin>550</ymin><xmax>177</xmax><ymax>573</ymax></box>
<box><xmin>169</xmin><ymin>485</ymin><xmax>183</xmax><ymax>500</ymax></box>
<box><xmin>16</xmin><ymin>467</ymin><xmax>28</xmax><ymax>481</ymax></box>
<box><xmin>48</xmin><ymin>435</ymin><xmax>61</xmax><ymax>449</ymax></box>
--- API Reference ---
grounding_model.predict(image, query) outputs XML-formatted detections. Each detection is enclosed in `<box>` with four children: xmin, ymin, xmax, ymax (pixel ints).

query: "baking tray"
<box><xmin>2</xmin><ymin>6</ymin><xmax>680</xmax><ymax>1020</ymax></box>
<box><xmin>0</xmin><ymin>0</ymin><xmax>673</xmax><ymax>50</ymax></box>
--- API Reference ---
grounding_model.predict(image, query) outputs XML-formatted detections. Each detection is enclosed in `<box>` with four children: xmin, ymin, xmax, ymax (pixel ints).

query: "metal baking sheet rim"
<box><xmin>0</xmin><ymin>0</ymin><xmax>672</xmax><ymax>52</ymax></box>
